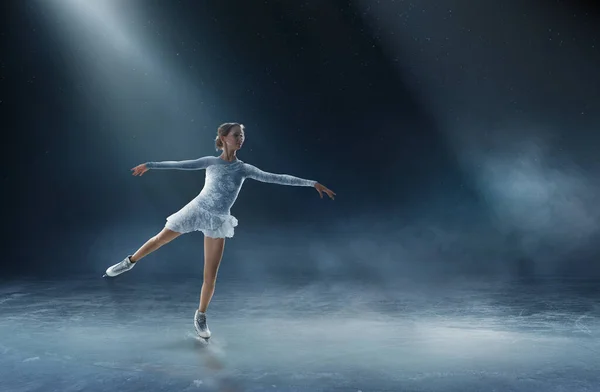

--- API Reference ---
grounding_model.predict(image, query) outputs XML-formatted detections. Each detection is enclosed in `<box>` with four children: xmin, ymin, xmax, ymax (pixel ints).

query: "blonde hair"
<box><xmin>215</xmin><ymin>122</ymin><xmax>244</xmax><ymax>151</ymax></box>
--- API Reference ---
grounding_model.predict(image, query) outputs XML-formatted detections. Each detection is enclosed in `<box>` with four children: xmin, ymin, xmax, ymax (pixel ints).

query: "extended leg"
<box><xmin>130</xmin><ymin>227</ymin><xmax>182</xmax><ymax>262</ymax></box>
<box><xmin>104</xmin><ymin>227</ymin><xmax>182</xmax><ymax>277</ymax></box>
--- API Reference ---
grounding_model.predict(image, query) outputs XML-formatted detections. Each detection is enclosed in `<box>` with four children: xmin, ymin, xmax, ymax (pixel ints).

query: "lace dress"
<box><xmin>145</xmin><ymin>156</ymin><xmax>316</xmax><ymax>238</ymax></box>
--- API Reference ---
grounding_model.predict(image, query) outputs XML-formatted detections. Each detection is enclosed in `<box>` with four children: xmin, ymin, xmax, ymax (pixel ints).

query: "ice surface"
<box><xmin>1</xmin><ymin>277</ymin><xmax>599</xmax><ymax>391</ymax></box>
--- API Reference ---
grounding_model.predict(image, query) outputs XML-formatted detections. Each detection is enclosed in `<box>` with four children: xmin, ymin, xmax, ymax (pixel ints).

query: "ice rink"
<box><xmin>1</xmin><ymin>275</ymin><xmax>599</xmax><ymax>391</ymax></box>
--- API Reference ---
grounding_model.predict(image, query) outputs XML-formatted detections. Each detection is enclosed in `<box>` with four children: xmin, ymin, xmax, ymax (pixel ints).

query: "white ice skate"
<box><xmin>103</xmin><ymin>255</ymin><xmax>136</xmax><ymax>278</ymax></box>
<box><xmin>194</xmin><ymin>310</ymin><xmax>211</xmax><ymax>340</ymax></box>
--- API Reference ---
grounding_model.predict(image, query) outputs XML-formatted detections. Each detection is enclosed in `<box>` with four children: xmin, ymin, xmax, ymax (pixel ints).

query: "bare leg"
<box><xmin>198</xmin><ymin>236</ymin><xmax>226</xmax><ymax>312</ymax></box>
<box><xmin>130</xmin><ymin>227</ymin><xmax>182</xmax><ymax>262</ymax></box>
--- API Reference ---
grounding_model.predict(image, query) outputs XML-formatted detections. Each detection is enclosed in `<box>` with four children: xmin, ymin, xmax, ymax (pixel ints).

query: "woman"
<box><xmin>104</xmin><ymin>122</ymin><xmax>335</xmax><ymax>340</ymax></box>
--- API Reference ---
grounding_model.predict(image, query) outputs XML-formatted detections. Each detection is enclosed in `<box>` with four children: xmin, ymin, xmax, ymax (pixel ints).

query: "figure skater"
<box><xmin>104</xmin><ymin>123</ymin><xmax>336</xmax><ymax>340</ymax></box>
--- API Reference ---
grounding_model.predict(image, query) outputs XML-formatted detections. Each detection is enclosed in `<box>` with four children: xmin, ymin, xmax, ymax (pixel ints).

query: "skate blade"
<box><xmin>191</xmin><ymin>336</ymin><xmax>209</xmax><ymax>347</ymax></box>
<box><xmin>196</xmin><ymin>335</ymin><xmax>210</xmax><ymax>343</ymax></box>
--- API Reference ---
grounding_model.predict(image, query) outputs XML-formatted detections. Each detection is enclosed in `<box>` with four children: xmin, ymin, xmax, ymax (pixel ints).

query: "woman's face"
<box><xmin>223</xmin><ymin>125</ymin><xmax>245</xmax><ymax>150</ymax></box>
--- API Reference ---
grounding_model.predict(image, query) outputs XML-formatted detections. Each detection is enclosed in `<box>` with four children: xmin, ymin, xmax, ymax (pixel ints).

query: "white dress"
<box><xmin>145</xmin><ymin>156</ymin><xmax>316</xmax><ymax>238</ymax></box>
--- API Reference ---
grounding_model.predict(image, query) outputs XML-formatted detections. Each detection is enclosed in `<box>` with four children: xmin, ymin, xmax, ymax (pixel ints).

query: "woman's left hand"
<box><xmin>314</xmin><ymin>183</ymin><xmax>336</xmax><ymax>200</ymax></box>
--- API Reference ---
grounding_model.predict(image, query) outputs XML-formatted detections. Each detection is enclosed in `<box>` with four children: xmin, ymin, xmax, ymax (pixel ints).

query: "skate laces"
<box><xmin>114</xmin><ymin>259</ymin><xmax>130</xmax><ymax>272</ymax></box>
<box><xmin>196</xmin><ymin>313</ymin><xmax>207</xmax><ymax>327</ymax></box>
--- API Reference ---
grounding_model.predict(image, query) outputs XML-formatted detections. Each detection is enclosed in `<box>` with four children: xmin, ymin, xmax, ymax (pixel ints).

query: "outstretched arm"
<box><xmin>131</xmin><ymin>156</ymin><xmax>214</xmax><ymax>176</ymax></box>
<box><xmin>244</xmin><ymin>163</ymin><xmax>317</xmax><ymax>187</ymax></box>
<box><xmin>244</xmin><ymin>163</ymin><xmax>336</xmax><ymax>199</ymax></box>
<box><xmin>145</xmin><ymin>156</ymin><xmax>213</xmax><ymax>170</ymax></box>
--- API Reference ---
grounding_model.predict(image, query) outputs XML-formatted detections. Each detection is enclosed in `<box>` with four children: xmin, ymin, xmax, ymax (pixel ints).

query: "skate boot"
<box><xmin>194</xmin><ymin>310</ymin><xmax>211</xmax><ymax>340</ymax></box>
<box><xmin>103</xmin><ymin>255</ymin><xmax>136</xmax><ymax>277</ymax></box>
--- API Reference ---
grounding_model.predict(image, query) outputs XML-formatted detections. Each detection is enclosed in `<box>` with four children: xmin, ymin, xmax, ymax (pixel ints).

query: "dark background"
<box><xmin>2</xmin><ymin>0</ymin><xmax>599</xmax><ymax>283</ymax></box>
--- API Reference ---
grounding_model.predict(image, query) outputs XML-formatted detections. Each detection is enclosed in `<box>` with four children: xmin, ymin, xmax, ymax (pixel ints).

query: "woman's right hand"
<box><xmin>131</xmin><ymin>163</ymin><xmax>149</xmax><ymax>176</ymax></box>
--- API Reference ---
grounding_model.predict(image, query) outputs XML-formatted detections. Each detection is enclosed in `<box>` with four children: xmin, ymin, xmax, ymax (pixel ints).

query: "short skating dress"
<box><xmin>145</xmin><ymin>156</ymin><xmax>316</xmax><ymax>238</ymax></box>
